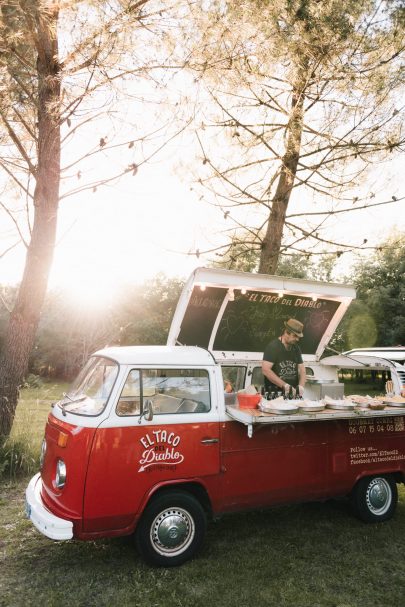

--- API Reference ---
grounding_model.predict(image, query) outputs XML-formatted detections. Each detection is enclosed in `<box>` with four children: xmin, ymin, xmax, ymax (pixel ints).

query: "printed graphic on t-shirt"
<box><xmin>278</xmin><ymin>360</ymin><xmax>298</xmax><ymax>382</ymax></box>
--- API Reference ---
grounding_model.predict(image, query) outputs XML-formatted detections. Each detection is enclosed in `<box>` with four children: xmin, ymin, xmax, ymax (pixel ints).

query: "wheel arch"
<box><xmin>350</xmin><ymin>469</ymin><xmax>402</xmax><ymax>495</ymax></box>
<box><xmin>138</xmin><ymin>480</ymin><xmax>213</xmax><ymax>519</ymax></box>
<box><xmin>134</xmin><ymin>483</ymin><xmax>209</xmax><ymax>566</ymax></box>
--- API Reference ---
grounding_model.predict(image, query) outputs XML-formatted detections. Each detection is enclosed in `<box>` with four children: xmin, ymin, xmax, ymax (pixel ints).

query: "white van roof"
<box><xmin>320</xmin><ymin>354</ymin><xmax>398</xmax><ymax>370</ymax></box>
<box><xmin>167</xmin><ymin>267</ymin><xmax>355</xmax><ymax>362</ymax></box>
<box><xmin>345</xmin><ymin>347</ymin><xmax>405</xmax><ymax>365</ymax></box>
<box><xmin>94</xmin><ymin>345</ymin><xmax>216</xmax><ymax>366</ymax></box>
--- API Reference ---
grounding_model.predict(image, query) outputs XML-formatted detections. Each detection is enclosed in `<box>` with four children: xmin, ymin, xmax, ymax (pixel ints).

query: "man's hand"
<box><xmin>297</xmin><ymin>385</ymin><xmax>305</xmax><ymax>398</ymax></box>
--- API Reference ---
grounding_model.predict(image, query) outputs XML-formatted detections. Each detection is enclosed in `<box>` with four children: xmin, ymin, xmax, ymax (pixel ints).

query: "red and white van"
<box><xmin>26</xmin><ymin>267</ymin><xmax>405</xmax><ymax>566</ymax></box>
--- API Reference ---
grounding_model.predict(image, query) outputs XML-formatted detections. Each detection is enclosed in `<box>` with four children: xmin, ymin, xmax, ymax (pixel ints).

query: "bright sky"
<box><xmin>0</xmin><ymin>142</ymin><xmax>224</xmax><ymax>309</ymax></box>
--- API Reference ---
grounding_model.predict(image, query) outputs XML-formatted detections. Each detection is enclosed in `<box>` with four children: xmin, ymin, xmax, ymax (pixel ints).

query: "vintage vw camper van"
<box><xmin>26</xmin><ymin>268</ymin><xmax>405</xmax><ymax>566</ymax></box>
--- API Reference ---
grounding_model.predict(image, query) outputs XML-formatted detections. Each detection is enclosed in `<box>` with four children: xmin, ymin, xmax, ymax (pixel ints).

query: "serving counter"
<box><xmin>226</xmin><ymin>404</ymin><xmax>405</xmax><ymax>438</ymax></box>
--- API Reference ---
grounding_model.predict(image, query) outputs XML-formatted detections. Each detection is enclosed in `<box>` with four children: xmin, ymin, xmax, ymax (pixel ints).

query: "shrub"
<box><xmin>0</xmin><ymin>438</ymin><xmax>39</xmax><ymax>480</ymax></box>
<box><xmin>22</xmin><ymin>374</ymin><xmax>44</xmax><ymax>389</ymax></box>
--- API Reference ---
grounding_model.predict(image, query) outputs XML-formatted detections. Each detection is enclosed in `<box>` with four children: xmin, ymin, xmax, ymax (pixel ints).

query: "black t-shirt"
<box><xmin>262</xmin><ymin>338</ymin><xmax>303</xmax><ymax>392</ymax></box>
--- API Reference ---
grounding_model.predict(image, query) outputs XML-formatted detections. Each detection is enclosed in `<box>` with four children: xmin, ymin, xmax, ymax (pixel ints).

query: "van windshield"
<box><xmin>59</xmin><ymin>356</ymin><xmax>118</xmax><ymax>416</ymax></box>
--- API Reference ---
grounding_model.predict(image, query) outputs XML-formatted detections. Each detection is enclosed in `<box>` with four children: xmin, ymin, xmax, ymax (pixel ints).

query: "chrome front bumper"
<box><xmin>25</xmin><ymin>473</ymin><xmax>73</xmax><ymax>540</ymax></box>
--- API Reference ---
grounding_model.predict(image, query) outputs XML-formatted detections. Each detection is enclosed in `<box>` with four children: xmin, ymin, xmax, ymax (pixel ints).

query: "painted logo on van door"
<box><xmin>138</xmin><ymin>430</ymin><xmax>184</xmax><ymax>472</ymax></box>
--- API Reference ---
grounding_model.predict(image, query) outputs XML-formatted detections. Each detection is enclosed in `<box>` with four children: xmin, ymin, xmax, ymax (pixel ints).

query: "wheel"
<box><xmin>351</xmin><ymin>475</ymin><xmax>398</xmax><ymax>523</ymax></box>
<box><xmin>135</xmin><ymin>490</ymin><xmax>207</xmax><ymax>567</ymax></box>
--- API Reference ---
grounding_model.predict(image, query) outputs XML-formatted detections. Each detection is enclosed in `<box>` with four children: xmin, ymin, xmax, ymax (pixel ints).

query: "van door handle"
<box><xmin>201</xmin><ymin>438</ymin><xmax>219</xmax><ymax>444</ymax></box>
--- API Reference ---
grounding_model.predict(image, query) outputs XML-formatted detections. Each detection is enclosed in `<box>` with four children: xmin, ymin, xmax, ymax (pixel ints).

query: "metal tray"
<box><xmin>325</xmin><ymin>402</ymin><xmax>355</xmax><ymax>411</ymax></box>
<box><xmin>299</xmin><ymin>402</ymin><xmax>325</xmax><ymax>413</ymax></box>
<box><xmin>259</xmin><ymin>403</ymin><xmax>299</xmax><ymax>415</ymax></box>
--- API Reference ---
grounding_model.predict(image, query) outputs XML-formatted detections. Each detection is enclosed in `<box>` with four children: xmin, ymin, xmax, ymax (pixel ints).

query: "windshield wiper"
<box><xmin>60</xmin><ymin>392</ymin><xmax>87</xmax><ymax>416</ymax></box>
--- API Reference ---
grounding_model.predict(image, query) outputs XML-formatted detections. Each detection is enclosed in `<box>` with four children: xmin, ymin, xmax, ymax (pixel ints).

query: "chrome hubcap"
<box><xmin>151</xmin><ymin>508</ymin><xmax>195</xmax><ymax>556</ymax></box>
<box><xmin>366</xmin><ymin>478</ymin><xmax>392</xmax><ymax>515</ymax></box>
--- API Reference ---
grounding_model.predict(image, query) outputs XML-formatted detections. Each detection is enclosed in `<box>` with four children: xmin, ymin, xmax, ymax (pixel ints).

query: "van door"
<box><xmin>220</xmin><ymin>419</ymin><xmax>328</xmax><ymax>510</ymax></box>
<box><xmin>83</xmin><ymin>366</ymin><xmax>220</xmax><ymax>533</ymax></box>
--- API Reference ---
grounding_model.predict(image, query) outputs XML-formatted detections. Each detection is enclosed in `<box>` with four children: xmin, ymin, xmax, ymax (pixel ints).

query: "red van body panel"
<box><xmin>39</xmin><ymin>410</ymin><xmax>405</xmax><ymax>540</ymax></box>
<box><xmin>81</xmin><ymin>421</ymin><xmax>221</xmax><ymax>536</ymax></box>
<box><xmin>40</xmin><ymin>414</ymin><xmax>96</xmax><ymax>534</ymax></box>
<box><xmin>219</xmin><ymin>420</ymin><xmax>329</xmax><ymax>510</ymax></box>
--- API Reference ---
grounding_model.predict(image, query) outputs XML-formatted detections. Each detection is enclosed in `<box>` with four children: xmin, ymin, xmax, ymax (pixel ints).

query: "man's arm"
<box><xmin>297</xmin><ymin>363</ymin><xmax>306</xmax><ymax>397</ymax></box>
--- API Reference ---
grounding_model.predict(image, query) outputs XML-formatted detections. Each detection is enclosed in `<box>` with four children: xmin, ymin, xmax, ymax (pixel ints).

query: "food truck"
<box><xmin>26</xmin><ymin>267</ymin><xmax>405</xmax><ymax>566</ymax></box>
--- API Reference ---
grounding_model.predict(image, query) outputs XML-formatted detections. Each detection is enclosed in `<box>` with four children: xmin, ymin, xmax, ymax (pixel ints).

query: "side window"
<box><xmin>116</xmin><ymin>368</ymin><xmax>210</xmax><ymax>416</ymax></box>
<box><xmin>221</xmin><ymin>366</ymin><xmax>247</xmax><ymax>392</ymax></box>
<box><xmin>147</xmin><ymin>369</ymin><xmax>210</xmax><ymax>414</ymax></box>
<box><xmin>116</xmin><ymin>370</ymin><xmax>141</xmax><ymax>416</ymax></box>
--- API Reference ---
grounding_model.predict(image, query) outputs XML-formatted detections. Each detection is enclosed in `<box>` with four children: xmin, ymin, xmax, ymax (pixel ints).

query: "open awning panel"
<box><xmin>177</xmin><ymin>286</ymin><xmax>340</xmax><ymax>355</ymax></box>
<box><xmin>168</xmin><ymin>267</ymin><xmax>355</xmax><ymax>360</ymax></box>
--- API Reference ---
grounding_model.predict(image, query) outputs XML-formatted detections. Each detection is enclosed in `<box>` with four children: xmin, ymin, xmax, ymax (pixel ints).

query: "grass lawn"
<box><xmin>2</xmin><ymin>383</ymin><xmax>405</xmax><ymax>606</ymax></box>
<box><xmin>11</xmin><ymin>380</ymin><xmax>69</xmax><ymax>439</ymax></box>
<box><xmin>1</xmin><ymin>479</ymin><xmax>405</xmax><ymax>607</ymax></box>
<box><xmin>1</xmin><ymin>381</ymin><xmax>69</xmax><ymax>480</ymax></box>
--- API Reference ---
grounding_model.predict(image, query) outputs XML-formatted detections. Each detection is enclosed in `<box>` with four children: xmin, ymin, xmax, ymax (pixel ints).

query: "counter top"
<box><xmin>226</xmin><ymin>404</ymin><xmax>405</xmax><ymax>436</ymax></box>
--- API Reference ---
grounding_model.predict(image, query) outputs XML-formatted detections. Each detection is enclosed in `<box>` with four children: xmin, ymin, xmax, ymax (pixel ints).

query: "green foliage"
<box><xmin>346</xmin><ymin>308</ymin><xmax>378</xmax><ymax>350</ymax></box>
<box><xmin>213</xmin><ymin>239</ymin><xmax>339</xmax><ymax>281</ymax></box>
<box><xmin>1</xmin><ymin>238</ymin><xmax>404</xmax><ymax>383</ymax></box>
<box><xmin>27</xmin><ymin>275</ymin><xmax>184</xmax><ymax>380</ymax></box>
<box><xmin>0</xmin><ymin>380</ymin><xmax>65</xmax><ymax>479</ymax></box>
<box><xmin>330</xmin><ymin>235</ymin><xmax>405</xmax><ymax>351</ymax></box>
<box><xmin>118</xmin><ymin>274</ymin><xmax>184</xmax><ymax>347</ymax></box>
<box><xmin>22</xmin><ymin>374</ymin><xmax>44</xmax><ymax>389</ymax></box>
<box><xmin>349</xmin><ymin>235</ymin><xmax>405</xmax><ymax>347</ymax></box>
<box><xmin>212</xmin><ymin>237</ymin><xmax>260</xmax><ymax>272</ymax></box>
<box><xmin>0</xmin><ymin>437</ymin><xmax>38</xmax><ymax>480</ymax></box>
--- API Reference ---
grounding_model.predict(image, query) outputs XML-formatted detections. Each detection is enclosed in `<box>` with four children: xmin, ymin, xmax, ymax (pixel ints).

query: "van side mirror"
<box><xmin>139</xmin><ymin>399</ymin><xmax>154</xmax><ymax>423</ymax></box>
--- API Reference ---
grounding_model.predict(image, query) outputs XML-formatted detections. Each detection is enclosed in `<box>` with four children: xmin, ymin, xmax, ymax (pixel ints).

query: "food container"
<box><xmin>368</xmin><ymin>402</ymin><xmax>386</xmax><ymax>411</ymax></box>
<box><xmin>350</xmin><ymin>395</ymin><xmax>388</xmax><ymax>410</ymax></box>
<box><xmin>237</xmin><ymin>393</ymin><xmax>261</xmax><ymax>409</ymax></box>
<box><xmin>305</xmin><ymin>379</ymin><xmax>344</xmax><ymax>401</ymax></box>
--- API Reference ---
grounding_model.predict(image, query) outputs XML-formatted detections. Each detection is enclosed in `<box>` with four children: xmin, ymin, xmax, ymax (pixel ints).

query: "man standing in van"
<box><xmin>262</xmin><ymin>318</ymin><xmax>306</xmax><ymax>397</ymax></box>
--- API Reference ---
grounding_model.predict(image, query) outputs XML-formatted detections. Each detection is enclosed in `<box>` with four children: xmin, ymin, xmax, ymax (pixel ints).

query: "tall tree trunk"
<box><xmin>259</xmin><ymin>75</ymin><xmax>306</xmax><ymax>275</ymax></box>
<box><xmin>0</xmin><ymin>3</ymin><xmax>60</xmax><ymax>440</ymax></box>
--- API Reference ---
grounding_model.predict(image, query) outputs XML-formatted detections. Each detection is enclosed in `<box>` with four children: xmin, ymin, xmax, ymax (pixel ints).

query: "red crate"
<box><xmin>237</xmin><ymin>393</ymin><xmax>261</xmax><ymax>409</ymax></box>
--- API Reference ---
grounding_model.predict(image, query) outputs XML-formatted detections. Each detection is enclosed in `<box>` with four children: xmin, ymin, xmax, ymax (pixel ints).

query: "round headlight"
<box><xmin>39</xmin><ymin>438</ymin><xmax>47</xmax><ymax>470</ymax></box>
<box><xmin>55</xmin><ymin>459</ymin><xmax>67</xmax><ymax>488</ymax></box>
